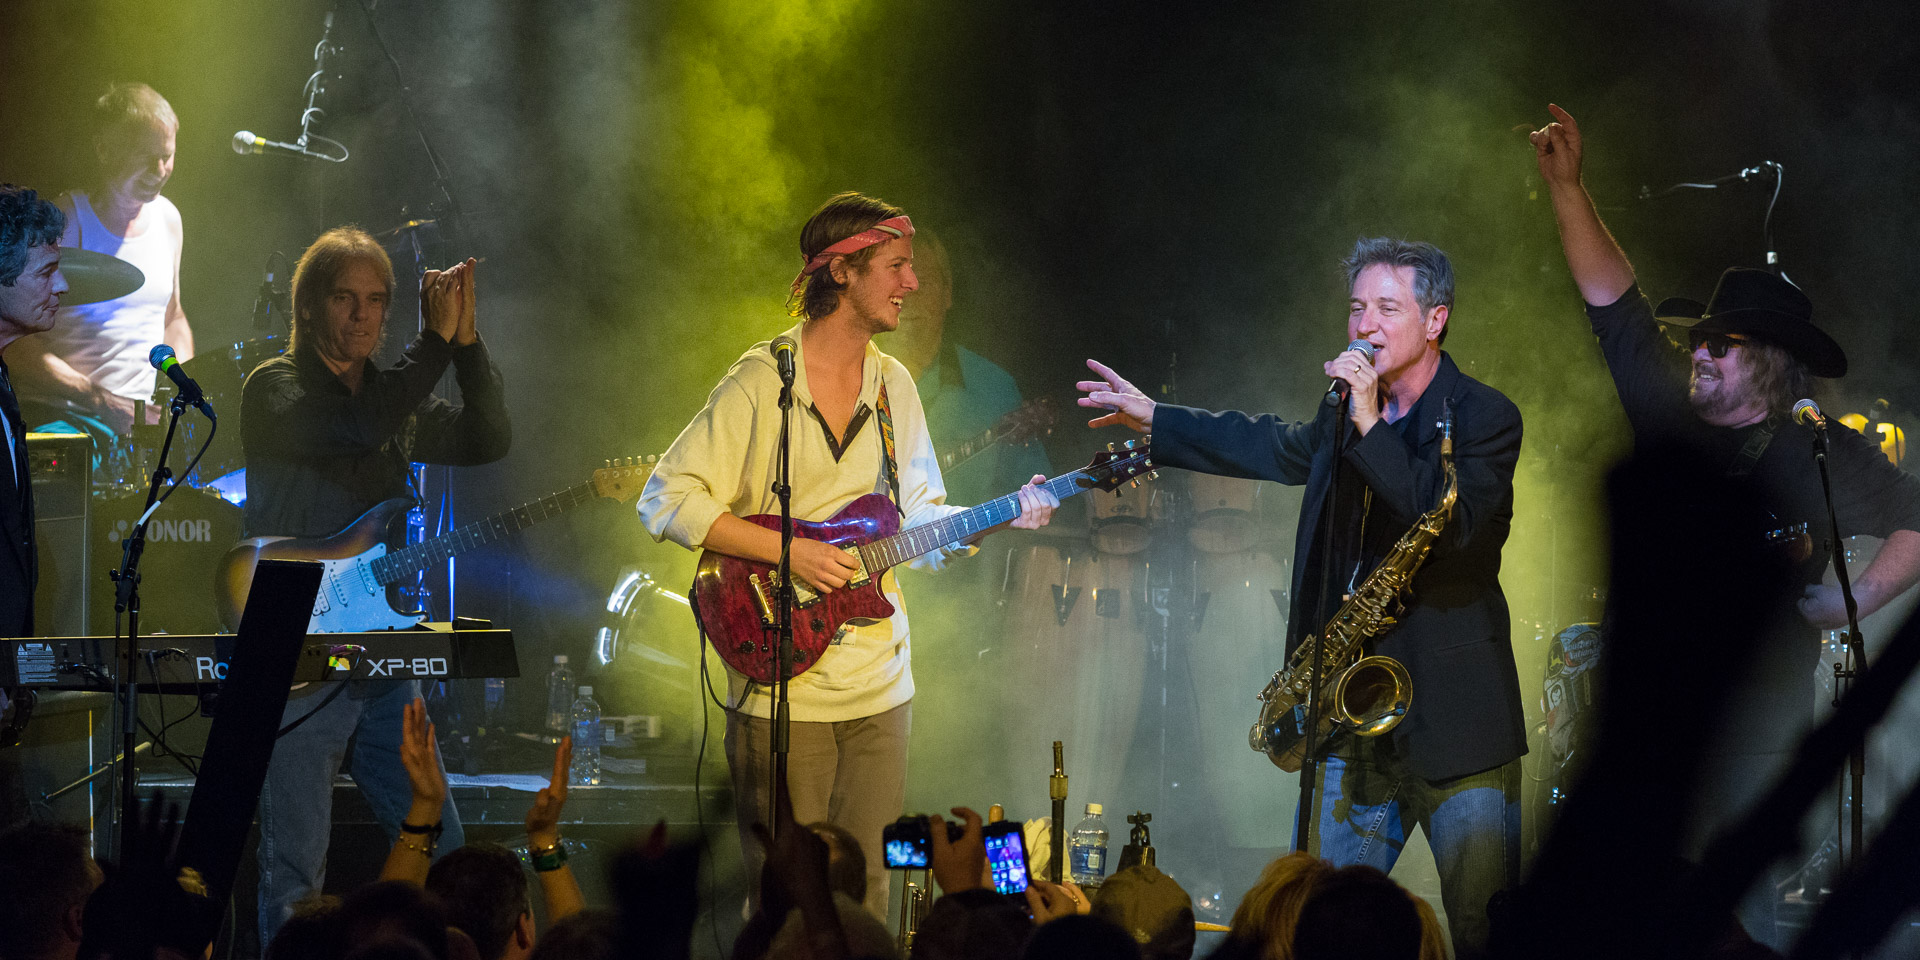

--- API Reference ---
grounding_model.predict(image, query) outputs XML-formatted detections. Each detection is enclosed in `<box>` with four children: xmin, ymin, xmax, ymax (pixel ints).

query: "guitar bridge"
<box><xmin>749</xmin><ymin>571</ymin><xmax>824</xmax><ymax>628</ymax></box>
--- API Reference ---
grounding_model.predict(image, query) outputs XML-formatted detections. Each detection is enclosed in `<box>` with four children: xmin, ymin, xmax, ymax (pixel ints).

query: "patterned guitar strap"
<box><xmin>1728</xmin><ymin>414</ymin><xmax>1778</xmax><ymax>478</ymax></box>
<box><xmin>876</xmin><ymin>378</ymin><xmax>904</xmax><ymax>517</ymax></box>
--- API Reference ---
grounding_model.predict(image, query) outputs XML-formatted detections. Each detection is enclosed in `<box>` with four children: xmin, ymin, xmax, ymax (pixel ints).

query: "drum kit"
<box><xmin>21</xmin><ymin>248</ymin><xmax>286</xmax><ymax>635</ymax></box>
<box><xmin>994</xmin><ymin>467</ymin><xmax>1296</xmax><ymax>846</ymax></box>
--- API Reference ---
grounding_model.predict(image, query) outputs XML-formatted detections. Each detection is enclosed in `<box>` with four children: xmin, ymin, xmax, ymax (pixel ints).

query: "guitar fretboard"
<box><xmin>370</xmin><ymin>481</ymin><xmax>603</xmax><ymax>585</ymax></box>
<box><xmin>855</xmin><ymin>457</ymin><xmax>1145</xmax><ymax>574</ymax></box>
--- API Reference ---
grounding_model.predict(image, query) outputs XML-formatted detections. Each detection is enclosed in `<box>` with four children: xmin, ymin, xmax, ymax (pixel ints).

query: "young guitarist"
<box><xmin>242</xmin><ymin>226</ymin><xmax>510</xmax><ymax>942</ymax></box>
<box><xmin>638</xmin><ymin>192</ymin><xmax>1056</xmax><ymax>918</ymax></box>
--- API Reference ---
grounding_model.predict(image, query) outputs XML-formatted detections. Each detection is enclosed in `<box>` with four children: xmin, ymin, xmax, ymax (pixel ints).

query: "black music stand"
<box><xmin>175</xmin><ymin>559</ymin><xmax>322</xmax><ymax>921</ymax></box>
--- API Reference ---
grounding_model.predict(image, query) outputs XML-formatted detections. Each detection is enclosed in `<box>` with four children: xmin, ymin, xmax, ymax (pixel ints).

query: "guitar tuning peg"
<box><xmin>604</xmin><ymin>459</ymin><xmax>612</xmax><ymax>468</ymax></box>
<box><xmin>1129</xmin><ymin>479</ymin><xmax>1140</xmax><ymax>488</ymax></box>
<box><xmin>1124</xmin><ymin>439</ymin><xmax>1136</xmax><ymax>449</ymax></box>
<box><xmin>1106</xmin><ymin>442</ymin><xmax>1116</xmax><ymax>453</ymax></box>
<box><xmin>1149</xmin><ymin>471</ymin><xmax>1160</xmax><ymax>481</ymax></box>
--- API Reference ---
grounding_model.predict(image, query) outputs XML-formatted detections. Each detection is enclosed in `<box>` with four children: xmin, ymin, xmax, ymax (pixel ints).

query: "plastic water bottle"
<box><xmin>569</xmin><ymin>686</ymin><xmax>602</xmax><ymax>786</ymax></box>
<box><xmin>545</xmin><ymin>655</ymin><xmax>573</xmax><ymax>734</ymax></box>
<box><xmin>1069</xmin><ymin>802</ymin><xmax>1110</xmax><ymax>887</ymax></box>
<box><xmin>483</xmin><ymin>677</ymin><xmax>507</xmax><ymax>728</ymax></box>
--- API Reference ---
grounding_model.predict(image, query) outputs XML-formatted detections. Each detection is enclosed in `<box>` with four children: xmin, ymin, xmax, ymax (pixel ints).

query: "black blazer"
<box><xmin>0</xmin><ymin>363</ymin><xmax>36</xmax><ymax>638</ymax></box>
<box><xmin>1152</xmin><ymin>352</ymin><xmax>1526</xmax><ymax>780</ymax></box>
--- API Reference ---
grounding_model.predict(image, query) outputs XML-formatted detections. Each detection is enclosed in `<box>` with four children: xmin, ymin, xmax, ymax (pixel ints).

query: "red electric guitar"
<box><xmin>695</xmin><ymin>438</ymin><xmax>1155</xmax><ymax>683</ymax></box>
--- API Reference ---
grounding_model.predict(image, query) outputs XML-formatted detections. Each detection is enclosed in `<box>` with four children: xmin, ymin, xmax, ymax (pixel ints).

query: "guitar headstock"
<box><xmin>593</xmin><ymin>456</ymin><xmax>659</xmax><ymax>503</ymax></box>
<box><xmin>996</xmin><ymin>397</ymin><xmax>1058</xmax><ymax>444</ymax></box>
<box><xmin>1079</xmin><ymin>437</ymin><xmax>1156</xmax><ymax>492</ymax></box>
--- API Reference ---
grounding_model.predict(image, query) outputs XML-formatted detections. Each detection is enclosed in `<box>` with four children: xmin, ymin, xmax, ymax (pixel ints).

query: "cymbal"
<box><xmin>58</xmin><ymin>248</ymin><xmax>144</xmax><ymax>306</ymax></box>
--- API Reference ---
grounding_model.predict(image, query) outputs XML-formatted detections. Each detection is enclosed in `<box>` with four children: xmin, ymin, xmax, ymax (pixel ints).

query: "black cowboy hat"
<box><xmin>1653</xmin><ymin>267</ymin><xmax>1847</xmax><ymax>378</ymax></box>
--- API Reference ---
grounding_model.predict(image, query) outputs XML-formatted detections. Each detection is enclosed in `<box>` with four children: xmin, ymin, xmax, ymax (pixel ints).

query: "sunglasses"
<box><xmin>1688</xmin><ymin>331</ymin><xmax>1752</xmax><ymax>359</ymax></box>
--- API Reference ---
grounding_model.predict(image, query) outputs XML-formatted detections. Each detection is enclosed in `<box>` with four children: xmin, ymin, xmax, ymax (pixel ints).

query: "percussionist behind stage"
<box><xmin>12</xmin><ymin>83</ymin><xmax>194</xmax><ymax>437</ymax></box>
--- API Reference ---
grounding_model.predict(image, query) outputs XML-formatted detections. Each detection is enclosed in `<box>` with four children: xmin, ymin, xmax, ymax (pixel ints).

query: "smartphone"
<box><xmin>983</xmin><ymin>820</ymin><xmax>1031</xmax><ymax>894</ymax></box>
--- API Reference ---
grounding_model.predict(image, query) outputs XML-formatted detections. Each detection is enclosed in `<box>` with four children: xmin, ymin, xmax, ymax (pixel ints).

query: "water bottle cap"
<box><xmin>577</xmin><ymin>685</ymin><xmax>592</xmax><ymax>696</ymax></box>
<box><xmin>1086</xmin><ymin>803</ymin><xmax>1102</xmax><ymax>816</ymax></box>
<box><xmin>554</xmin><ymin>655</ymin><xmax>569</xmax><ymax>664</ymax></box>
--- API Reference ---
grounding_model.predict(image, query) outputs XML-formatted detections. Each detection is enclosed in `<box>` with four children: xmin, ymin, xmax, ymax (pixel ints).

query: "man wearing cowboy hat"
<box><xmin>1528</xmin><ymin>102</ymin><xmax>1920</xmax><ymax>628</ymax></box>
<box><xmin>1527</xmin><ymin>103</ymin><xmax>1920</xmax><ymax>947</ymax></box>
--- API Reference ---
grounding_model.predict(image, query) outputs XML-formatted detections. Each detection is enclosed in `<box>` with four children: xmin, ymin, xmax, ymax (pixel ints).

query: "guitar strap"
<box><xmin>1727</xmin><ymin>414</ymin><xmax>1779</xmax><ymax>478</ymax></box>
<box><xmin>876</xmin><ymin>378</ymin><xmax>904</xmax><ymax>516</ymax></box>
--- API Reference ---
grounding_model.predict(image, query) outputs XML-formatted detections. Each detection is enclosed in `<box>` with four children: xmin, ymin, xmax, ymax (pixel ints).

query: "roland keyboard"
<box><xmin>0</xmin><ymin>625</ymin><xmax>518</xmax><ymax>692</ymax></box>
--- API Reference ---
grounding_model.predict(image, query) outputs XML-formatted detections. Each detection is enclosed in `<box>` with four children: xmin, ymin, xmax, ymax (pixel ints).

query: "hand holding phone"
<box><xmin>983</xmin><ymin>820</ymin><xmax>1031</xmax><ymax>894</ymax></box>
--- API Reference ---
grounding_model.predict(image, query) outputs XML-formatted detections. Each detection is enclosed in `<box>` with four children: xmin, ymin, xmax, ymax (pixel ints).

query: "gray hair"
<box><xmin>1342</xmin><ymin>237</ymin><xmax>1456</xmax><ymax>344</ymax></box>
<box><xmin>0</xmin><ymin>185</ymin><xmax>66</xmax><ymax>287</ymax></box>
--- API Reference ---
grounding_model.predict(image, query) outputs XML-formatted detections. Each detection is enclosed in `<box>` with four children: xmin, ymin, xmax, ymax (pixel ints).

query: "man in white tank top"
<box><xmin>12</xmin><ymin>83</ymin><xmax>193</xmax><ymax>436</ymax></box>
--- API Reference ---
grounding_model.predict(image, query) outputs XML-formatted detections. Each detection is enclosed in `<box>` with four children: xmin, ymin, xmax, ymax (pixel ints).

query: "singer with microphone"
<box><xmin>1530</xmin><ymin>102</ymin><xmax>1920</xmax><ymax>948</ymax></box>
<box><xmin>636</xmin><ymin>192</ymin><xmax>1056</xmax><ymax>920</ymax></box>
<box><xmin>241</xmin><ymin>226</ymin><xmax>509</xmax><ymax>943</ymax></box>
<box><xmin>1078</xmin><ymin>237</ymin><xmax>1524</xmax><ymax>960</ymax></box>
<box><xmin>12</xmin><ymin>83</ymin><xmax>195</xmax><ymax>437</ymax></box>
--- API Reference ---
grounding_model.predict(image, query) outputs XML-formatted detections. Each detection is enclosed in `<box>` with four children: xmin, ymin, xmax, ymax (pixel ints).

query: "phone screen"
<box><xmin>984</xmin><ymin>824</ymin><xmax>1030</xmax><ymax>894</ymax></box>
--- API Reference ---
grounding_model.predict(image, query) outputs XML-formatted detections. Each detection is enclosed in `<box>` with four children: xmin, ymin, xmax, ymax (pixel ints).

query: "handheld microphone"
<box><xmin>231</xmin><ymin>131</ymin><xmax>324</xmax><ymax>161</ymax></box>
<box><xmin>149</xmin><ymin>345</ymin><xmax>214</xmax><ymax>417</ymax></box>
<box><xmin>1324</xmin><ymin>339</ymin><xmax>1378</xmax><ymax>407</ymax></box>
<box><xmin>1793</xmin><ymin>398</ymin><xmax>1827</xmax><ymax>431</ymax></box>
<box><xmin>770</xmin><ymin>336</ymin><xmax>798</xmax><ymax>385</ymax></box>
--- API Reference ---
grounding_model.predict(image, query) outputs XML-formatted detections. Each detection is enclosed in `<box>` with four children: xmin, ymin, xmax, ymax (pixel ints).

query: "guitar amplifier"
<box><xmin>28</xmin><ymin>433</ymin><xmax>90</xmax><ymax>637</ymax></box>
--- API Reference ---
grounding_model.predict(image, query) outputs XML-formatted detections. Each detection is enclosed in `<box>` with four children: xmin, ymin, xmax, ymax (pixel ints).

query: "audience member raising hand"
<box><xmin>524</xmin><ymin>736</ymin><xmax>585</xmax><ymax>923</ymax></box>
<box><xmin>381</xmin><ymin>698</ymin><xmax>450</xmax><ymax>885</ymax></box>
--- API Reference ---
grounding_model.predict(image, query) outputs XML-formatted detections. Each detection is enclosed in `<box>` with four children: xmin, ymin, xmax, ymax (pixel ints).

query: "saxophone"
<box><xmin>1249</xmin><ymin>417</ymin><xmax>1459</xmax><ymax>772</ymax></box>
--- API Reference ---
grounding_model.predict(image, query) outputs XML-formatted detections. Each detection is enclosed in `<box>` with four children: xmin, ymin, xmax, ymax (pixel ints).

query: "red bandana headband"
<box><xmin>789</xmin><ymin>215</ymin><xmax>915</xmax><ymax>297</ymax></box>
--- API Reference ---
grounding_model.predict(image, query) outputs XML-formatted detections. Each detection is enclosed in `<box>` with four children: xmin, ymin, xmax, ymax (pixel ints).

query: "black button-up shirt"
<box><xmin>241</xmin><ymin>332</ymin><xmax>511</xmax><ymax>539</ymax></box>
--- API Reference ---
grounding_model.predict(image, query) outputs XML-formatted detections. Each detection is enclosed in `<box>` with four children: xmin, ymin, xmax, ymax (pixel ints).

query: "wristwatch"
<box><xmin>530</xmin><ymin>838</ymin><xmax>569</xmax><ymax>872</ymax></box>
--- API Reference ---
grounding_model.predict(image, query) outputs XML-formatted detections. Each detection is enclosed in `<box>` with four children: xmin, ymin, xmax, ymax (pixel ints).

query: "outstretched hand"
<box><xmin>526</xmin><ymin>735</ymin><xmax>572</xmax><ymax>848</ymax></box>
<box><xmin>400</xmin><ymin>696</ymin><xmax>447</xmax><ymax>817</ymax></box>
<box><xmin>1077</xmin><ymin>359</ymin><xmax>1155</xmax><ymax>433</ymax></box>
<box><xmin>1529</xmin><ymin>103</ymin><xmax>1584</xmax><ymax>188</ymax></box>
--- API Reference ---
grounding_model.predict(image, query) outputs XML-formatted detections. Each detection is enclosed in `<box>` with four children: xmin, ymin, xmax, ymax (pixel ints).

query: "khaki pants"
<box><xmin>726</xmin><ymin>701</ymin><xmax>911</xmax><ymax>920</ymax></box>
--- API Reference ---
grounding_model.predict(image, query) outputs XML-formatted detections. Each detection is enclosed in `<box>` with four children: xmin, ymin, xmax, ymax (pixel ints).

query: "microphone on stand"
<box><xmin>149</xmin><ymin>345</ymin><xmax>214</xmax><ymax>418</ymax></box>
<box><xmin>1793</xmin><ymin>398</ymin><xmax>1828</xmax><ymax>432</ymax></box>
<box><xmin>231</xmin><ymin>131</ymin><xmax>327</xmax><ymax>161</ymax></box>
<box><xmin>1324</xmin><ymin>340</ymin><xmax>1378</xmax><ymax>407</ymax></box>
<box><xmin>770</xmin><ymin>336</ymin><xmax>798</xmax><ymax>386</ymax></box>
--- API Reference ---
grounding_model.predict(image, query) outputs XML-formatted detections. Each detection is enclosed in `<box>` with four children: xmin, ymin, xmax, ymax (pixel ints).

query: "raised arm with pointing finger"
<box><xmin>1530</xmin><ymin>103</ymin><xmax>1637</xmax><ymax>307</ymax></box>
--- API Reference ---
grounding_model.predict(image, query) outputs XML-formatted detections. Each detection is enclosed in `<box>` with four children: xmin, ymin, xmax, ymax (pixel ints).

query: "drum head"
<box><xmin>1088</xmin><ymin>480</ymin><xmax>1160</xmax><ymax>555</ymax></box>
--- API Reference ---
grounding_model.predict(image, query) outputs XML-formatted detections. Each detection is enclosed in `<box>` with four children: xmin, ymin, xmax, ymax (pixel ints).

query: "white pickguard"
<box><xmin>306</xmin><ymin>543</ymin><xmax>425</xmax><ymax>633</ymax></box>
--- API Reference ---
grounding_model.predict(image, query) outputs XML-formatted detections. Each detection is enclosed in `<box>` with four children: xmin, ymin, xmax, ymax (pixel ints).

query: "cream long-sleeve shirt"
<box><xmin>638</xmin><ymin>323</ymin><xmax>973</xmax><ymax>721</ymax></box>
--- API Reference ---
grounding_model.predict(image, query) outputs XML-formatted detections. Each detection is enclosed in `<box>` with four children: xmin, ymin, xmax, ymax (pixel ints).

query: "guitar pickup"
<box><xmin>841</xmin><ymin>545</ymin><xmax>871</xmax><ymax>588</ymax></box>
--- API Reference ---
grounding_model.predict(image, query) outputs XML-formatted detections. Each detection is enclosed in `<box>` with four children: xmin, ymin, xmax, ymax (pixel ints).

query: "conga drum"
<box><xmin>1187</xmin><ymin>474</ymin><xmax>1263</xmax><ymax>554</ymax></box>
<box><xmin>1000</xmin><ymin>542</ymin><xmax>1148</xmax><ymax>818</ymax></box>
<box><xmin>1188</xmin><ymin>548</ymin><xmax>1294</xmax><ymax>847</ymax></box>
<box><xmin>1087</xmin><ymin>479</ymin><xmax>1160</xmax><ymax>556</ymax></box>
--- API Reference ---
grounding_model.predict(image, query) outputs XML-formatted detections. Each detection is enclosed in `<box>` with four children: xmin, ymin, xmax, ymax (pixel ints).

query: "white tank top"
<box><xmin>43</xmin><ymin>192</ymin><xmax>181</xmax><ymax>401</ymax></box>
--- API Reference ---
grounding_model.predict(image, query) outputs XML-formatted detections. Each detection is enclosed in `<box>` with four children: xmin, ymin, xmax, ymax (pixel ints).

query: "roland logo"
<box><xmin>105</xmin><ymin>518</ymin><xmax>216</xmax><ymax>544</ymax></box>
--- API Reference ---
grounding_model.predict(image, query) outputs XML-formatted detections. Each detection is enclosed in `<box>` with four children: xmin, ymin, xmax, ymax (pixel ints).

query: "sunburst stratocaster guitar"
<box><xmin>213</xmin><ymin>457</ymin><xmax>656</xmax><ymax>632</ymax></box>
<box><xmin>696</xmin><ymin>439</ymin><xmax>1154</xmax><ymax>684</ymax></box>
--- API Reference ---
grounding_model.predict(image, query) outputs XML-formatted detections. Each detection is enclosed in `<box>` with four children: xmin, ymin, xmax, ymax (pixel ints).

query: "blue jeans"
<box><xmin>256</xmin><ymin>680</ymin><xmax>463</xmax><ymax>943</ymax></box>
<box><xmin>1303</xmin><ymin>747</ymin><xmax>1521</xmax><ymax>960</ymax></box>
